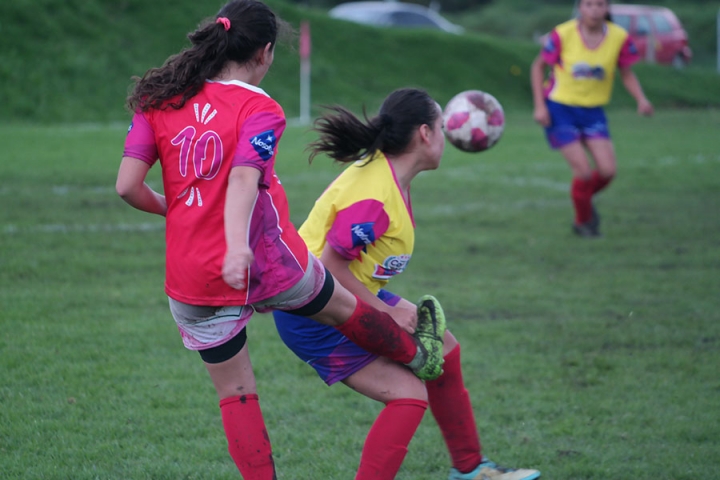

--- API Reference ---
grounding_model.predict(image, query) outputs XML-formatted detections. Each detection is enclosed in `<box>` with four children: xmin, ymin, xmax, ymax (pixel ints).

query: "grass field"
<box><xmin>1</xmin><ymin>109</ymin><xmax>719</xmax><ymax>479</ymax></box>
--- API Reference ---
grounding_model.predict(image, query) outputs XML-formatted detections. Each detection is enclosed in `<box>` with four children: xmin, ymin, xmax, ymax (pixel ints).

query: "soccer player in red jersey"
<box><xmin>273</xmin><ymin>89</ymin><xmax>540</xmax><ymax>480</ymax></box>
<box><xmin>115</xmin><ymin>2</ymin><xmax>444</xmax><ymax>478</ymax></box>
<box><xmin>531</xmin><ymin>0</ymin><xmax>653</xmax><ymax>237</ymax></box>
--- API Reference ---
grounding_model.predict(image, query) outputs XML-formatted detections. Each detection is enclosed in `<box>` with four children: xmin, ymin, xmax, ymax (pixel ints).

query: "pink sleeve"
<box><xmin>541</xmin><ymin>30</ymin><xmax>562</xmax><ymax>66</ymax></box>
<box><xmin>123</xmin><ymin>112</ymin><xmax>158</xmax><ymax>165</ymax></box>
<box><xmin>618</xmin><ymin>36</ymin><xmax>640</xmax><ymax>69</ymax></box>
<box><xmin>326</xmin><ymin>199</ymin><xmax>390</xmax><ymax>260</ymax></box>
<box><xmin>233</xmin><ymin>111</ymin><xmax>286</xmax><ymax>188</ymax></box>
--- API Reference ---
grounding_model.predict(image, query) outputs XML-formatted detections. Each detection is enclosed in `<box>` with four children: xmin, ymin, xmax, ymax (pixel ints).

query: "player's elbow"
<box><xmin>115</xmin><ymin>177</ymin><xmax>140</xmax><ymax>202</ymax></box>
<box><xmin>115</xmin><ymin>179</ymin><xmax>130</xmax><ymax>199</ymax></box>
<box><xmin>530</xmin><ymin>56</ymin><xmax>545</xmax><ymax>80</ymax></box>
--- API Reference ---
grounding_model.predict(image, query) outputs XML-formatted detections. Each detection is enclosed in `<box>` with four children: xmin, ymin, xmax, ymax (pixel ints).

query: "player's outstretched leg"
<box><xmin>406</xmin><ymin>295</ymin><xmax>446</xmax><ymax>381</ymax></box>
<box><xmin>449</xmin><ymin>459</ymin><xmax>540</xmax><ymax>480</ymax></box>
<box><xmin>325</xmin><ymin>288</ymin><xmax>445</xmax><ymax>381</ymax></box>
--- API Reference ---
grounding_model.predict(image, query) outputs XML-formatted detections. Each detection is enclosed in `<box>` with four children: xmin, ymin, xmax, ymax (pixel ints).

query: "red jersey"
<box><xmin>123</xmin><ymin>80</ymin><xmax>308</xmax><ymax>306</ymax></box>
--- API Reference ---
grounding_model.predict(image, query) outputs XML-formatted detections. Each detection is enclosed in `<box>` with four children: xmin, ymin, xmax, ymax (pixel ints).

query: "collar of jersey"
<box><xmin>574</xmin><ymin>19</ymin><xmax>609</xmax><ymax>51</ymax></box>
<box><xmin>205</xmin><ymin>79</ymin><xmax>269</xmax><ymax>97</ymax></box>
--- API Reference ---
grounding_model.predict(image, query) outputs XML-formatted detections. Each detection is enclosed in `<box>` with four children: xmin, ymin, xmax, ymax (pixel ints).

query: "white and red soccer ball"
<box><xmin>442</xmin><ymin>90</ymin><xmax>505</xmax><ymax>153</ymax></box>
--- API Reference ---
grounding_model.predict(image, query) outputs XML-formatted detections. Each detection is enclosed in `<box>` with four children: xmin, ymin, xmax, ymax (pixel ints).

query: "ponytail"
<box><xmin>308</xmin><ymin>88</ymin><xmax>439</xmax><ymax>164</ymax></box>
<box><xmin>309</xmin><ymin>107</ymin><xmax>386</xmax><ymax>164</ymax></box>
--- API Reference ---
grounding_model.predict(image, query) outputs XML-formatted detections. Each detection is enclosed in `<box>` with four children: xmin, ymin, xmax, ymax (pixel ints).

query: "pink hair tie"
<box><xmin>216</xmin><ymin>17</ymin><xmax>231</xmax><ymax>31</ymax></box>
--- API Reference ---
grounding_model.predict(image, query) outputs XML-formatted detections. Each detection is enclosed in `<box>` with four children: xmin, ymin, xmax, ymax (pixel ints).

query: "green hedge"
<box><xmin>448</xmin><ymin>0</ymin><xmax>719</xmax><ymax>66</ymax></box>
<box><xmin>1</xmin><ymin>0</ymin><xmax>718</xmax><ymax>124</ymax></box>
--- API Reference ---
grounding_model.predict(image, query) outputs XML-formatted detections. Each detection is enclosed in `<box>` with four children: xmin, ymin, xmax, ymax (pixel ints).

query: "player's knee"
<box><xmin>403</xmin><ymin>386</ymin><xmax>429</xmax><ymax>403</ymax></box>
<box><xmin>599</xmin><ymin>167</ymin><xmax>616</xmax><ymax>179</ymax></box>
<box><xmin>572</xmin><ymin>167</ymin><xmax>593</xmax><ymax>180</ymax></box>
<box><xmin>310</xmin><ymin>289</ymin><xmax>357</xmax><ymax>326</ymax></box>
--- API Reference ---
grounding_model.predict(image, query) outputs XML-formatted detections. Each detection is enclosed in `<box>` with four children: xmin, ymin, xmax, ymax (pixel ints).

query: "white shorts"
<box><xmin>169</xmin><ymin>253</ymin><xmax>327</xmax><ymax>351</ymax></box>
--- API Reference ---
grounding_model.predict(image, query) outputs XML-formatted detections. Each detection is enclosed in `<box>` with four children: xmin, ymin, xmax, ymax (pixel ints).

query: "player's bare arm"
<box><xmin>530</xmin><ymin>55</ymin><xmax>551</xmax><ymax>127</ymax></box>
<box><xmin>620</xmin><ymin>67</ymin><xmax>654</xmax><ymax>116</ymax></box>
<box><xmin>222</xmin><ymin>165</ymin><xmax>261</xmax><ymax>290</ymax></box>
<box><xmin>116</xmin><ymin>156</ymin><xmax>167</xmax><ymax>216</ymax></box>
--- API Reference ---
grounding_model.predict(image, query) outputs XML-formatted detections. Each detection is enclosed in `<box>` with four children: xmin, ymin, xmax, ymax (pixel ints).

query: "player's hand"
<box><xmin>222</xmin><ymin>247</ymin><xmax>254</xmax><ymax>290</ymax></box>
<box><xmin>533</xmin><ymin>105</ymin><xmax>551</xmax><ymax>127</ymax></box>
<box><xmin>638</xmin><ymin>98</ymin><xmax>654</xmax><ymax>117</ymax></box>
<box><xmin>388</xmin><ymin>298</ymin><xmax>418</xmax><ymax>334</ymax></box>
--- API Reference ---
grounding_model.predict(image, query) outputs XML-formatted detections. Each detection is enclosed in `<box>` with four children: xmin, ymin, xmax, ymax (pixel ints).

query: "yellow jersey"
<box><xmin>299</xmin><ymin>152</ymin><xmax>414</xmax><ymax>295</ymax></box>
<box><xmin>542</xmin><ymin>19</ymin><xmax>639</xmax><ymax>107</ymax></box>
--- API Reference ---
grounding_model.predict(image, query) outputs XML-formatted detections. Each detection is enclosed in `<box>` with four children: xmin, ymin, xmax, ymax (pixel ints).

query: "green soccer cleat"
<box><xmin>405</xmin><ymin>295</ymin><xmax>446</xmax><ymax>381</ymax></box>
<box><xmin>448</xmin><ymin>460</ymin><xmax>541</xmax><ymax>480</ymax></box>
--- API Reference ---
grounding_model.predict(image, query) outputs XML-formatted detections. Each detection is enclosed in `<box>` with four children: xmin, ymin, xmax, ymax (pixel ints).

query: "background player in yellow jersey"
<box><xmin>273</xmin><ymin>88</ymin><xmax>540</xmax><ymax>480</ymax></box>
<box><xmin>530</xmin><ymin>0</ymin><xmax>653</xmax><ymax>237</ymax></box>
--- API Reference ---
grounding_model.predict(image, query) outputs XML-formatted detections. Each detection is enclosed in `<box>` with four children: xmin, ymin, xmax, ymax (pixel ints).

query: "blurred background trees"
<box><xmin>289</xmin><ymin>0</ymin><xmax>718</xmax><ymax>12</ymax></box>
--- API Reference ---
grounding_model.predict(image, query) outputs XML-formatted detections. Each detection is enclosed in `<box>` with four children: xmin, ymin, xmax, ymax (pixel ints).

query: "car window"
<box><xmin>651</xmin><ymin>13</ymin><xmax>674</xmax><ymax>34</ymax></box>
<box><xmin>635</xmin><ymin>15</ymin><xmax>651</xmax><ymax>36</ymax></box>
<box><xmin>612</xmin><ymin>14</ymin><xmax>631</xmax><ymax>32</ymax></box>
<box><xmin>390</xmin><ymin>11</ymin><xmax>439</xmax><ymax>28</ymax></box>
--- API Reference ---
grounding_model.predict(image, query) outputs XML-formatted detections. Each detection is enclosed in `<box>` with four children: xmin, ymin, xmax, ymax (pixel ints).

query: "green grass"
<box><xmin>2</xmin><ymin>0</ymin><xmax>720</xmax><ymax>124</ymax></box>
<box><xmin>1</xmin><ymin>109</ymin><xmax>719</xmax><ymax>479</ymax></box>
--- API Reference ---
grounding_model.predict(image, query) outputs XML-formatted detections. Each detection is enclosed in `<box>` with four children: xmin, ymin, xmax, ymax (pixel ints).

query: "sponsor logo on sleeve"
<box><xmin>351</xmin><ymin>222</ymin><xmax>375</xmax><ymax>251</ymax></box>
<box><xmin>249</xmin><ymin>129</ymin><xmax>276</xmax><ymax>161</ymax></box>
<box><xmin>127</xmin><ymin>122</ymin><xmax>133</xmax><ymax>135</ymax></box>
<box><xmin>372</xmin><ymin>254</ymin><xmax>411</xmax><ymax>280</ymax></box>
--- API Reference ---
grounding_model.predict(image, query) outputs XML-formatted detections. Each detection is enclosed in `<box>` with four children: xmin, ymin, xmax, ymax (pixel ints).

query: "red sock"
<box><xmin>356</xmin><ymin>399</ymin><xmax>428</xmax><ymax>480</ymax></box>
<box><xmin>571</xmin><ymin>177</ymin><xmax>594</xmax><ymax>224</ymax></box>
<box><xmin>425</xmin><ymin>345</ymin><xmax>483</xmax><ymax>473</ymax></box>
<box><xmin>335</xmin><ymin>297</ymin><xmax>417</xmax><ymax>365</ymax></box>
<box><xmin>590</xmin><ymin>170</ymin><xmax>614</xmax><ymax>194</ymax></box>
<box><xmin>219</xmin><ymin>395</ymin><xmax>276</xmax><ymax>480</ymax></box>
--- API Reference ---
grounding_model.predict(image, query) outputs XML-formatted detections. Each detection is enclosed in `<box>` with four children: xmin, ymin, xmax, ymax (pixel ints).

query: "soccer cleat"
<box><xmin>589</xmin><ymin>203</ymin><xmax>601</xmax><ymax>231</ymax></box>
<box><xmin>572</xmin><ymin>221</ymin><xmax>601</xmax><ymax>238</ymax></box>
<box><xmin>405</xmin><ymin>295</ymin><xmax>446</xmax><ymax>381</ymax></box>
<box><xmin>448</xmin><ymin>460</ymin><xmax>541</xmax><ymax>480</ymax></box>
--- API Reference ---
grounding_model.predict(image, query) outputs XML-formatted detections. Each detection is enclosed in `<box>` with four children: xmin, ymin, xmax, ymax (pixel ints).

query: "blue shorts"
<box><xmin>544</xmin><ymin>99</ymin><xmax>610</xmax><ymax>149</ymax></box>
<box><xmin>272</xmin><ymin>289</ymin><xmax>401</xmax><ymax>385</ymax></box>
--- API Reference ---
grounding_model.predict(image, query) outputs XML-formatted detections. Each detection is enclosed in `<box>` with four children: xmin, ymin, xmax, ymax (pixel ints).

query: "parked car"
<box><xmin>328</xmin><ymin>1</ymin><xmax>464</xmax><ymax>35</ymax></box>
<box><xmin>608</xmin><ymin>4</ymin><xmax>691</xmax><ymax>67</ymax></box>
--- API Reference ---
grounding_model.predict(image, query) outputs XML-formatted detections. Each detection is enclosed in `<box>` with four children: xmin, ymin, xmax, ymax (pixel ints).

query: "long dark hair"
<box><xmin>309</xmin><ymin>88</ymin><xmax>439</xmax><ymax>164</ymax></box>
<box><xmin>127</xmin><ymin>0</ymin><xmax>289</xmax><ymax>112</ymax></box>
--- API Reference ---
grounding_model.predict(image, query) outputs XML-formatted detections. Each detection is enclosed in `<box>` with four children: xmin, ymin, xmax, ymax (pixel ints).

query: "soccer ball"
<box><xmin>442</xmin><ymin>90</ymin><xmax>505</xmax><ymax>153</ymax></box>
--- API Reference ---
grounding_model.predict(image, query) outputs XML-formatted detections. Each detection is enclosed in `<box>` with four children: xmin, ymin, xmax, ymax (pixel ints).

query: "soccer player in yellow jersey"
<box><xmin>273</xmin><ymin>89</ymin><xmax>540</xmax><ymax>480</ymax></box>
<box><xmin>531</xmin><ymin>0</ymin><xmax>653</xmax><ymax>237</ymax></box>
